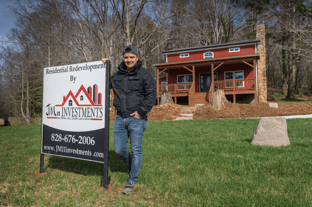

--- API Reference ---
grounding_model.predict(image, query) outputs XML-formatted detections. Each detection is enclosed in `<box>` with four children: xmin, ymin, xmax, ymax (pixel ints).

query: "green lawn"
<box><xmin>1</xmin><ymin>118</ymin><xmax>312</xmax><ymax>206</ymax></box>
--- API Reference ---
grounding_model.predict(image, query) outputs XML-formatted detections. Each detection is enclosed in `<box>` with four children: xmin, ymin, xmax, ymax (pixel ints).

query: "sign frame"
<box><xmin>39</xmin><ymin>60</ymin><xmax>111</xmax><ymax>189</ymax></box>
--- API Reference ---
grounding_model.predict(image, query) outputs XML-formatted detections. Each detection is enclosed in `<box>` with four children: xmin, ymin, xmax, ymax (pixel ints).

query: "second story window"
<box><xmin>204</xmin><ymin>52</ymin><xmax>214</xmax><ymax>59</ymax></box>
<box><xmin>229</xmin><ymin>47</ymin><xmax>240</xmax><ymax>52</ymax></box>
<box><xmin>180</xmin><ymin>53</ymin><xmax>189</xmax><ymax>58</ymax></box>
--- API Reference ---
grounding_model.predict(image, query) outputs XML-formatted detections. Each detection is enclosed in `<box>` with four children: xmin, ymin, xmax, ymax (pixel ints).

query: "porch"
<box><xmin>158</xmin><ymin>79</ymin><xmax>257</xmax><ymax>105</ymax></box>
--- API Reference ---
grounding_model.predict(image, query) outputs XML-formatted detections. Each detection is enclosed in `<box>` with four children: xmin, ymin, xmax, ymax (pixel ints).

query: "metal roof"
<box><xmin>153</xmin><ymin>54</ymin><xmax>260</xmax><ymax>68</ymax></box>
<box><xmin>163</xmin><ymin>39</ymin><xmax>261</xmax><ymax>55</ymax></box>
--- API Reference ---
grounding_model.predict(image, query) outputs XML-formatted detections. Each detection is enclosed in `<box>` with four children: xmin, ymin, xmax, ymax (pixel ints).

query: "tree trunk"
<box><xmin>26</xmin><ymin>77</ymin><xmax>30</xmax><ymax>121</ymax></box>
<box><xmin>210</xmin><ymin>89</ymin><xmax>230</xmax><ymax>109</ymax></box>
<box><xmin>20</xmin><ymin>67</ymin><xmax>30</xmax><ymax>125</ymax></box>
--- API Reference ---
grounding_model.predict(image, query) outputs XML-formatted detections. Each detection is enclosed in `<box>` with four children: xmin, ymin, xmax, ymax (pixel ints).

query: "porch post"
<box><xmin>234</xmin><ymin>94</ymin><xmax>236</xmax><ymax>104</ymax></box>
<box><xmin>211</xmin><ymin>64</ymin><xmax>214</xmax><ymax>92</ymax></box>
<box><xmin>157</xmin><ymin>68</ymin><xmax>159</xmax><ymax>105</ymax></box>
<box><xmin>253</xmin><ymin>59</ymin><xmax>257</xmax><ymax>103</ymax></box>
<box><xmin>192</xmin><ymin>65</ymin><xmax>195</xmax><ymax>92</ymax></box>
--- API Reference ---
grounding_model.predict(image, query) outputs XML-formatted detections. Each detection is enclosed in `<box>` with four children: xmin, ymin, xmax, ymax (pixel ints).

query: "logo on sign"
<box><xmin>46</xmin><ymin>85</ymin><xmax>103</xmax><ymax>121</ymax></box>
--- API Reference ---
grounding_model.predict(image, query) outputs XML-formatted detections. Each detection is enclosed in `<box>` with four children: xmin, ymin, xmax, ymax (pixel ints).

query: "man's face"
<box><xmin>123</xmin><ymin>53</ymin><xmax>139</xmax><ymax>70</ymax></box>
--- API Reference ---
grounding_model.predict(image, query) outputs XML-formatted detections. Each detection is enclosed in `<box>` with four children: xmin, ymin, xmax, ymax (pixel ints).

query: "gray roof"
<box><xmin>163</xmin><ymin>39</ymin><xmax>261</xmax><ymax>55</ymax></box>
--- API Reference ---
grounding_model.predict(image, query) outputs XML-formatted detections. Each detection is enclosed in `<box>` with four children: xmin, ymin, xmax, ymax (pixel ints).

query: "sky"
<box><xmin>0</xmin><ymin>0</ymin><xmax>30</xmax><ymax>43</ymax></box>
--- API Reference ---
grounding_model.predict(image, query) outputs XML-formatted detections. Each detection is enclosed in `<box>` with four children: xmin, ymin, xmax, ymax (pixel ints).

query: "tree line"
<box><xmin>0</xmin><ymin>0</ymin><xmax>312</xmax><ymax>124</ymax></box>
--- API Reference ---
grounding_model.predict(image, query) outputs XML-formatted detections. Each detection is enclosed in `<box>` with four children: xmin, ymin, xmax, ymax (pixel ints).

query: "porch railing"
<box><xmin>158</xmin><ymin>79</ymin><xmax>255</xmax><ymax>96</ymax></box>
<box><xmin>158</xmin><ymin>83</ymin><xmax>192</xmax><ymax>95</ymax></box>
<box><xmin>214</xmin><ymin>79</ymin><xmax>255</xmax><ymax>92</ymax></box>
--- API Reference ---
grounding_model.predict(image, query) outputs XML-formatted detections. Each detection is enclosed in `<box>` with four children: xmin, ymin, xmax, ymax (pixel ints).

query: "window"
<box><xmin>180</xmin><ymin>53</ymin><xmax>189</xmax><ymax>58</ymax></box>
<box><xmin>204</xmin><ymin>52</ymin><xmax>213</xmax><ymax>59</ymax></box>
<box><xmin>80</xmin><ymin>95</ymin><xmax>84</xmax><ymax>101</ymax></box>
<box><xmin>69</xmin><ymin>100</ymin><xmax>73</xmax><ymax>106</ymax></box>
<box><xmin>224</xmin><ymin>71</ymin><xmax>244</xmax><ymax>88</ymax></box>
<box><xmin>159</xmin><ymin>72</ymin><xmax>167</xmax><ymax>79</ymax></box>
<box><xmin>229</xmin><ymin>47</ymin><xmax>240</xmax><ymax>53</ymax></box>
<box><xmin>177</xmin><ymin>75</ymin><xmax>193</xmax><ymax>90</ymax></box>
<box><xmin>161</xmin><ymin>81</ymin><xmax>168</xmax><ymax>90</ymax></box>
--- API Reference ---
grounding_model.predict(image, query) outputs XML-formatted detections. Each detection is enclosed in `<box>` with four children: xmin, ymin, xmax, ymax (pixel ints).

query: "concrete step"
<box><xmin>195</xmin><ymin>104</ymin><xmax>204</xmax><ymax>107</ymax></box>
<box><xmin>181</xmin><ymin>109</ymin><xmax>195</xmax><ymax>113</ymax></box>
<box><xmin>179</xmin><ymin>113</ymin><xmax>194</xmax><ymax>117</ymax></box>
<box><xmin>182</xmin><ymin>106</ymin><xmax>197</xmax><ymax>110</ymax></box>
<box><xmin>173</xmin><ymin>117</ymin><xmax>193</xmax><ymax>120</ymax></box>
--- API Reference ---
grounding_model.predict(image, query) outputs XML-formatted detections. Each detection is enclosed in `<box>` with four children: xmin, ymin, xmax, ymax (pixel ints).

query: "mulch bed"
<box><xmin>193</xmin><ymin>102</ymin><xmax>312</xmax><ymax>119</ymax></box>
<box><xmin>109</xmin><ymin>102</ymin><xmax>183</xmax><ymax>121</ymax></box>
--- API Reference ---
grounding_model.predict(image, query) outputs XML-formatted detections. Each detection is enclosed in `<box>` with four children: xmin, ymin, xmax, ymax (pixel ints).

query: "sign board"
<box><xmin>41</xmin><ymin>61</ymin><xmax>108</xmax><ymax>163</ymax></box>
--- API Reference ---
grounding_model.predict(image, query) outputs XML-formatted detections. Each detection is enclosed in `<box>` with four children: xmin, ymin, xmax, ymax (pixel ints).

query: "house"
<box><xmin>153</xmin><ymin>25</ymin><xmax>267</xmax><ymax>106</ymax></box>
<box><xmin>56</xmin><ymin>85</ymin><xmax>102</xmax><ymax>107</ymax></box>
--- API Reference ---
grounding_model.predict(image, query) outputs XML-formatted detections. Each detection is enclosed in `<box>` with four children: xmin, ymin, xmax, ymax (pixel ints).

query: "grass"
<box><xmin>1</xmin><ymin>118</ymin><xmax>312</xmax><ymax>206</ymax></box>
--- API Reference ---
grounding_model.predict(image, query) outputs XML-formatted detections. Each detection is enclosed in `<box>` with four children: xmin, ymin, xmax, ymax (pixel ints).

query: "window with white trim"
<box><xmin>204</xmin><ymin>52</ymin><xmax>213</xmax><ymax>59</ymax></box>
<box><xmin>180</xmin><ymin>53</ymin><xmax>189</xmax><ymax>58</ymax></box>
<box><xmin>229</xmin><ymin>47</ymin><xmax>240</xmax><ymax>52</ymax></box>
<box><xmin>177</xmin><ymin>75</ymin><xmax>193</xmax><ymax>90</ymax></box>
<box><xmin>224</xmin><ymin>71</ymin><xmax>244</xmax><ymax>88</ymax></box>
<box><xmin>161</xmin><ymin>81</ymin><xmax>168</xmax><ymax>90</ymax></box>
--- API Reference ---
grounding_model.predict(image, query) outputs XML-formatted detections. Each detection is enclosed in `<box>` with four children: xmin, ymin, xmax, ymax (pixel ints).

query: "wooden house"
<box><xmin>153</xmin><ymin>25</ymin><xmax>267</xmax><ymax>106</ymax></box>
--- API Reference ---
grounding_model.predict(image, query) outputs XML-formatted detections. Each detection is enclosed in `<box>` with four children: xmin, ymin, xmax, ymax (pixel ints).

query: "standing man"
<box><xmin>102</xmin><ymin>45</ymin><xmax>156</xmax><ymax>194</ymax></box>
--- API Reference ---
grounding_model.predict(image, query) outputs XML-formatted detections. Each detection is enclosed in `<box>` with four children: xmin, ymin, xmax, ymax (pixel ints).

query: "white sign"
<box><xmin>42</xmin><ymin>61</ymin><xmax>106</xmax><ymax>132</ymax></box>
<box><xmin>41</xmin><ymin>61</ymin><xmax>107</xmax><ymax>163</ymax></box>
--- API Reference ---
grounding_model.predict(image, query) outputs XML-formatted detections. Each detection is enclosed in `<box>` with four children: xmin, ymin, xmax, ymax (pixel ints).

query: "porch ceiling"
<box><xmin>153</xmin><ymin>54</ymin><xmax>260</xmax><ymax>69</ymax></box>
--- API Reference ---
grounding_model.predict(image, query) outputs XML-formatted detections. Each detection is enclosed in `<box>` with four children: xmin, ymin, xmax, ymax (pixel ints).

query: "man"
<box><xmin>102</xmin><ymin>45</ymin><xmax>156</xmax><ymax>194</ymax></box>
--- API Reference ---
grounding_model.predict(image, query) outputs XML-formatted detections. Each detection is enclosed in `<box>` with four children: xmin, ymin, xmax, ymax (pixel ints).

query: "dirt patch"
<box><xmin>110</xmin><ymin>102</ymin><xmax>183</xmax><ymax>121</ymax></box>
<box><xmin>147</xmin><ymin>102</ymin><xmax>183</xmax><ymax>121</ymax></box>
<box><xmin>109</xmin><ymin>101</ymin><xmax>312</xmax><ymax>121</ymax></box>
<box><xmin>105</xmin><ymin>184</ymin><xmax>113</xmax><ymax>193</ymax></box>
<box><xmin>35</xmin><ymin>172</ymin><xmax>47</xmax><ymax>177</ymax></box>
<box><xmin>193</xmin><ymin>102</ymin><xmax>312</xmax><ymax>119</ymax></box>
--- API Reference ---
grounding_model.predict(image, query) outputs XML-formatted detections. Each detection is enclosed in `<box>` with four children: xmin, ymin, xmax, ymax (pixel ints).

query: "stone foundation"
<box><xmin>256</xmin><ymin>25</ymin><xmax>267</xmax><ymax>103</ymax></box>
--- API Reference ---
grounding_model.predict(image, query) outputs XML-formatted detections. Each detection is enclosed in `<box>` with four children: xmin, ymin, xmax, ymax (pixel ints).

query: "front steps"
<box><xmin>173</xmin><ymin>104</ymin><xmax>204</xmax><ymax>120</ymax></box>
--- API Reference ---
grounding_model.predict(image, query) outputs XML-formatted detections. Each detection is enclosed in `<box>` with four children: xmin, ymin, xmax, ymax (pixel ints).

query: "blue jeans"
<box><xmin>113</xmin><ymin>115</ymin><xmax>148</xmax><ymax>183</ymax></box>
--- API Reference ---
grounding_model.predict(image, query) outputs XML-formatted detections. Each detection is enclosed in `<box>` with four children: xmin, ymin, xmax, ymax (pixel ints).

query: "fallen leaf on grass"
<box><xmin>105</xmin><ymin>184</ymin><xmax>113</xmax><ymax>193</ymax></box>
<box><xmin>116</xmin><ymin>188</ymin><xmax>123</xmax><ymax>194</ymax></box>
<box><xmin>35</xmin><ymin>172</ymin><xmax>47</xmax><ymax>177</ymax></box>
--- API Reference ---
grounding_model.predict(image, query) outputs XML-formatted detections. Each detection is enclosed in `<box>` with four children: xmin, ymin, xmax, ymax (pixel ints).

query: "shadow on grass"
<box><xmin>241</xmin><ymin>139</ymin><xmax>252</xmax><ymax>143</ymax></box>
<box><xmin>278</xmin><ymin>98</ymin><xmax>311</xmax><ymax>103</ymax></box>
<box><xmin>47</xmin><ymin>150</ymin><xmax>128</xmax><ymax>176</ymax></box>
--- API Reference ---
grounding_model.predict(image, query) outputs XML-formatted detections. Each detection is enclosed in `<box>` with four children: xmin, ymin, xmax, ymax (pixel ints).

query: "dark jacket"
<box><xmin>110</xmin><ymin>60</ymin><xmax>156</xmax><ymax>120</ymax></box>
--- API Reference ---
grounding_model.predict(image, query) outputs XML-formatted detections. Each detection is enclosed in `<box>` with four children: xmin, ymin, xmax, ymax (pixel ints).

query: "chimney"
<box><xmin>256</xmin><ymin>25</ymin><xmax>267</xmax><ymax>103</ymax></box>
